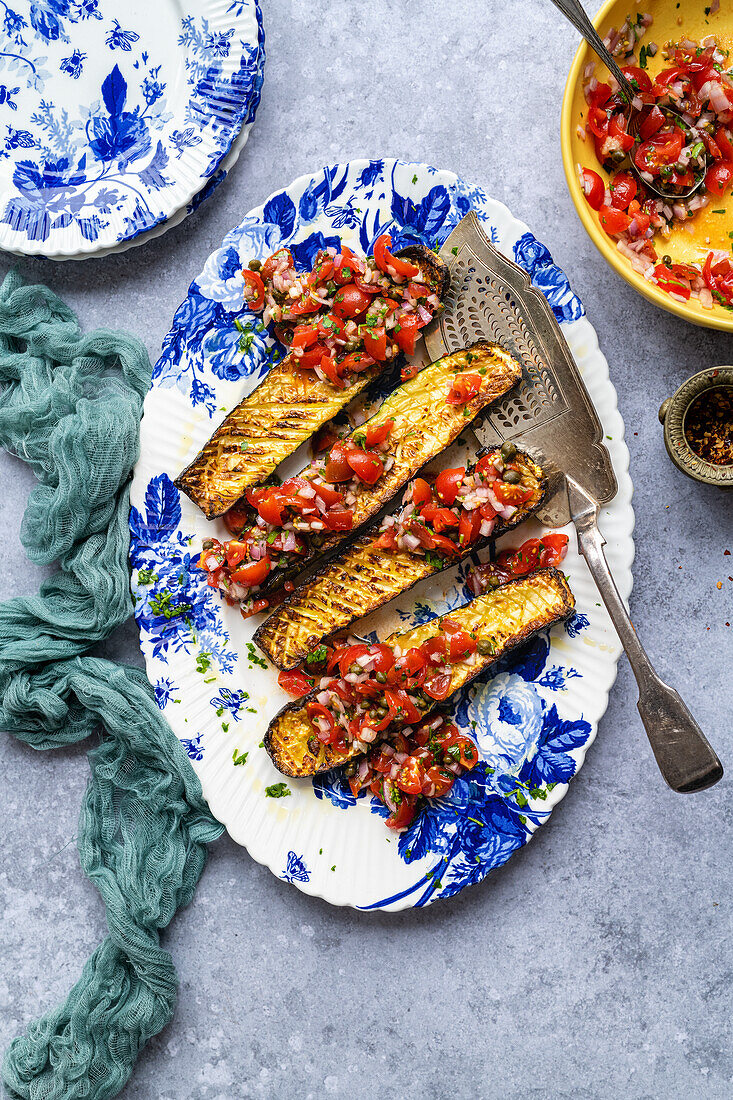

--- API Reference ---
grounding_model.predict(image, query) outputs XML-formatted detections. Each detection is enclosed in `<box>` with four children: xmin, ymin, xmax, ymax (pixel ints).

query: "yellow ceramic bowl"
<box><xmin>561</xmin><ymin>0</ymin><xmax>733</xmax><ymax>331</ymax></box>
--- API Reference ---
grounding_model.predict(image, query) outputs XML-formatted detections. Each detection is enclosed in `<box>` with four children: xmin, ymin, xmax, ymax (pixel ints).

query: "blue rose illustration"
<box><xmin>468</xmin><ymin>672</ymin><xmax>544</xmax><ymax>773</ymax></box>
<box><xmin>196</xmin><ymin>245</ymin><xmax>246</xmax><ymax>310</ymax></box>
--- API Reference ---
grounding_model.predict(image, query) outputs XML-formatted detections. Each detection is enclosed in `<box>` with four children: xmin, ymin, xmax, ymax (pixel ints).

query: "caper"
<box><xmin>349</xmin><ymin>662</ymin><xmax>361</xmax><ymax>674</ymax></box>
<box><xmin>344</xmin><ymin>761</ymin><xmax>357</xmax><ymax>777</ymax></box>
<box><xmin>662</xmin><ymin>255</ymin><xmax>672</xmax><ymax>266</ymax></box>
<box><xmin>478</xmin><ymin>639</ymin><xmax>496</xmax><ymax>656</ymax></box>
<box><xmin>500</xmin><ymin>441</ymin><xmax>517</xmax><ymax>462</ymax></box>
<box><xmin>202</xmin><ymin>538</ymin><xmax>214</xmax><ymax>550</ymax></box>
<box><xmin>503</xmin><ymin>469</ymin><xmax>522</xmax><ymax>484</ymax></box>
<box><xmin>375</xmin><ymin>671</ymin><xmax>387</xmax><ymax>683</ymax></box>
<box><xmin>248</xmin><ymin>258</ymin><xmax>262</xmax><ymax>271</ymax></box>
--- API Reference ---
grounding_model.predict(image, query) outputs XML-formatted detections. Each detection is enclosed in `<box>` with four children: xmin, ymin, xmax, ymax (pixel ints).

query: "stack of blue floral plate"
<box><xmin>0</xmin><ymin>0</ymin><xmax>264</xmax><ymax>259</ymax></box>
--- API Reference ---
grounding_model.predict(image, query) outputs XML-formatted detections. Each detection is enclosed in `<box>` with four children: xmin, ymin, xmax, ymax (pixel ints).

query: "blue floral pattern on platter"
<box><xmin>130</xmin><ymin>159</ymin><xmax>629</xmax><ymax>911</ymax></box>
<box><xmin>0</xmin><ymin>0</ymin><xmax>264</xmax><ymax>255</ymax></box>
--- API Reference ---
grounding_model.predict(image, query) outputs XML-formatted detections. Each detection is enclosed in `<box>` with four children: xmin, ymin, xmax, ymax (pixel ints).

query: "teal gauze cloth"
<box><xmin>0</xmin><ymin>272</ymin><xmax>224</xmax><ymax>1100</ymax></box>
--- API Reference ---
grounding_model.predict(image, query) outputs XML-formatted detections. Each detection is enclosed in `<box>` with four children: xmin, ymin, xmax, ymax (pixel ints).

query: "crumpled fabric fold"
<box><xmin>0</xmin><ymin>272</ymin><xmax>223</xmax><ymax>1100</ymax></box>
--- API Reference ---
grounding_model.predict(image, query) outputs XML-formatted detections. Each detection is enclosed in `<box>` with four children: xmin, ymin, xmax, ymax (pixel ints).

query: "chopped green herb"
<box><xmin>196</xmin><ymin>652</ymin><xmax>212</xmax><ymax>675</ymax></box>
<box><xmin>149</xmin><ymin>591</ymin><xmax>192</xmax><ymax>620</ymax></box>
<box><xmin>232</xmin><ymin>749</ymin><xmax>248</xmax><ymax>766</ymax></box>
<box><xmin>265</xmin><ymin>782</ymin><xmax>291</xmax><ymax>798</ymax></box>
<box><xmin>137</xmin><ymin>568</ymin><xmax>158</xmax><ymax>586</ymax></box>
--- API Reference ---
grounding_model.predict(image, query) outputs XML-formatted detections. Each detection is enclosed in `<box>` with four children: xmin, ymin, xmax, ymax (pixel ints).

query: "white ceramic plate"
<box><xmin>0</xmin><ymin>0</ymin><xmax>263</xmax><ymax>257</ymax></box>
<box><xmin>130</xmin><ymin>159</ymin><xmax>634</xmax><ymax>911</ymax></box>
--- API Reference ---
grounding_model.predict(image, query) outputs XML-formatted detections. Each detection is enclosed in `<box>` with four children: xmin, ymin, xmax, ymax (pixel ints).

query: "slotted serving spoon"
<box><xmin>424</xmin><ymin>211</ymin><xmax>722</xmax><ymax>793</ymax></box>
<box><xmin>550</xmin><ymin>0</ymin><xmax>706</xmax><ymax>202</ymax></box>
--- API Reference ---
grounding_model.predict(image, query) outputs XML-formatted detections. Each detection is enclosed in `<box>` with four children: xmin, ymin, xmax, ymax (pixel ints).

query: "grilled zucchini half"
<box><xmin>175</xmin><ymin>245</ymin><xmax>449</xmax><ymax>519</ymax></box>
<box><xmin>264</xmin><ymin>568</ymin><xmax>575</xmax><ymax>779</ymax></box>
<box><xmin>234</xmin><ymin>340</ymin><xmax>522</xmax><ymax>602</ymax></box>
<box><xmin>255</xmin><ymin>449</ymin><xmax>546</xmax><ymax>670</ymax></box>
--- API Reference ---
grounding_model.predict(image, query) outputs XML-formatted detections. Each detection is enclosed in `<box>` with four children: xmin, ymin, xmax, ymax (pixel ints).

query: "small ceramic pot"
<box><xmin>658</xmin><ymin>367</ymin><xmax>733</xmax><ymax>489</ymax></box>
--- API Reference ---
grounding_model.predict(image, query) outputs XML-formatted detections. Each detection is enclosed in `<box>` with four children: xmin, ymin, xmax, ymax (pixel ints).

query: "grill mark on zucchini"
<box><xmin>263</xmin><ymin>568</ymin><xmax>575</xmax><ymax>778</ymax></box>
<box><xmin>255</xmin><ymin>450</ymin><xmax>547</xmax><ymax>670</ymax></box>
<box><xmin>175</xmin><ymin>245</ymin><xmax>449</xmax><ymax>519</ymax></box>
<box><xmin>245</xmin><ymin>340</ymin><xmax>522</xmax><ymax>601</ymax></box>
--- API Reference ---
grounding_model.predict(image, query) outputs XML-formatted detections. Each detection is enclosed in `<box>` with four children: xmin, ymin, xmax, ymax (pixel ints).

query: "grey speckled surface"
<box><xmin>1</xmin><ymin>1</ymin><xmax>732</xmax><ymax>1097</ymax></box>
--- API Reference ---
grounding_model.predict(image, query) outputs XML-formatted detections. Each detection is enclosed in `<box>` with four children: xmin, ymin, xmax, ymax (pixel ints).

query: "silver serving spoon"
<box><xmin>551</xmin><ymin>0</ymin><xmax>706</xmax><ymax>202</ymax></box>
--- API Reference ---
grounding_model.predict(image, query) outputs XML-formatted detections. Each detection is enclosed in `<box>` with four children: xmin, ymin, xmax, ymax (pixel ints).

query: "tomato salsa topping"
<box><xmin>277</xmin><ymin>628</ymin><xmax>483</xmax><ymax>829</ymax></box>
<box><xmin>242</xmin><ymin>234</ymin><xmax>443</xmax><ymax>385</ymax></box>
<box><xmin>579</xmin><ymin>18</ymin><xmax>733</xmax><ymax>309</ymax></box>
<box><xmin>196</xmin><ymin>423</ymin><xmax>397</xmax><ymax>615</ymax></box>
<box><xmin>466</xmin><ymin>533</ymin><xmax>569</xmax><ymax>595</ymax></box>
<box><xmin>375</xmin><ymin>442</ymin><xmax>538</xmax><ymax>561</ymax></box>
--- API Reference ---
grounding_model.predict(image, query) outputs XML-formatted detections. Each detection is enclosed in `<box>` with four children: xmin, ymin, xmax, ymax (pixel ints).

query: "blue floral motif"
<box><xmin>136</xmin><ymin>160</ymin><xmax>604</xmax><ymax>911</ymax></box>
<box><xmin>565</xmin><ymin>611</ymin><xmax>590</xmax><ymax>637</ymax></box>
<box><xmin>154</xmin><ymin>676</ymin><xmax>178</xmax><ymax>708</ymax></box>
<box><xmin>0</xmin><ymin>0</ymin><xmax>265</xmax><ymax>250</ymax></box>
<box><xmin>181</xmin><ymin>732</ymin><xmax>204</xmax><ymax>762</ymax></box>
<box><xmin>282</xmin><ymin>852</ymin><xmax>310</xmax><ymax>884</ymax></box>
<box><xmin>60</xmin><ymin>48</ymin><xmax>85</xmax><ymax>78</ymax></box>
<box><xmin>130</xmin><ymin>474</ymin><xmax>236</xmax><ymax>672</ymax></box>
<box><xmin>468</xmin><ymin>673</ymin><xmax>544</xmax><ymax>775</ymax></box>
<box><xmin>312</xmin><ymin>769</ymin><xmax>358</xmax><ymax>810</ymax></box>
<box><xmin>513</xmin><ymin>232</ymin><xmax>585</xmax><ymax>323</ymax></box>
<box><xmin>210</xmin><ymin>687</ymin><xmax>249</xmax><ymax>721</ymax></box>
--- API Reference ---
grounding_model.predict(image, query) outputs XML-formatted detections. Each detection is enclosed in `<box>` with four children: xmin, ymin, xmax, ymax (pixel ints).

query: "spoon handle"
<box><xmin>567</xmin><ymin>477</ymin><xmax>723</xmax><ymax>793</ymax></box>
<box><xmin>548</xmin><ymin>0</ymin><xmax>637</xmax><ymax>101</ymax></box>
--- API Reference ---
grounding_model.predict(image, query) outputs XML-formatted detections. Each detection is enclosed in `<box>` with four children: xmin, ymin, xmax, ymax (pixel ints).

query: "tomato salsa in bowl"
<box><xmin>562</xmin><ymin>0</ymin><xmax>733</xmax><ymax>330</ymax></box>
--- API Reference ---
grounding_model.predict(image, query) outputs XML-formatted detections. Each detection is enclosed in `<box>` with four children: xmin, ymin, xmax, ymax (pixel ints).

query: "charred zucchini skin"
<box><xmin>174</xmin><ymin>247</ymin><xmax>449</xmax><ymax>520</ymax></box>
<box><xmin>218</xmin><ymin>340</ymin><xmax>523</xmax><ymax>603</ymax></box>
<box><xmin>255</xmin><ymin>450</ymin><xmax>547</xmax><ymax>670</ymax></box>
<box><xmin>263</xmin><ymin>568</ymin><xmax>575</xmax><ymax>779</ymax></box>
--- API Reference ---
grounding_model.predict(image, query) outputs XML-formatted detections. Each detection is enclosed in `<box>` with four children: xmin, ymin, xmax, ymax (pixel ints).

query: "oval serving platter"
<box><xmin>0</xmin><ymin>0</ymin><xmax>264</xmax><ymax>258</ymax></box>
<box><xmin>130</xmin><ymin>159</ymin><xmax>634</xmax><ymax>911</ymax></box>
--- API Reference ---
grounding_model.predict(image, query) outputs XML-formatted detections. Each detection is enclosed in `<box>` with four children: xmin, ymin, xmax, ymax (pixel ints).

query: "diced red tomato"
<box><xmin>346</xmin><ymin>448</ymin><xmax>384</xmax><ymax>485</ymax></box>
<box><xmin>333</xmin><ymin>246</ymin><xmax>364</xmax><ymax>285</ymax></box>
<box><xmin>223</xmin><ymin>501</ymin><xmax>250</xmax><ymax>535</ymax></box>
<box><xmin>538</xmin><ymin>533</ymin><xmax>569</xmax><ymax>567</ymax></box>
<box><xmin>224</xmin><ymin>540</ymin><xmax>250</xmax><ymax>569</ymax></box>
<box><xmin>638</xmin><ymin>105</ymin><xmax>665</xmax><ymax>141</ymax></box>
<box><xmin>621</xmin><ymin>65</ymin><xmax>653</xmax><ymax>95</ymax></box>
<box><xmin>337</xmin><ymin>350</ymin><xmax>375</xmax><ymax>375</ymax></box>
<box><xmin>598</xmin><ymin>205</ymin><xmax>632</xmax><ymax>236</ymax></box>
<box><xmin>458</xmin><ymin>508</ymin><xmax>482</xmax><ymax>547</ymax></box>
<box><xmin>324</xmin><ymin>441</ymin><xmax>355</xmax><ymax>482</ymax></box>
<box><xmin>393</xmin><ymin>313</ymin><xmax>419</xmax><ymax>355</ymax></box>
<box><xmin>432</xmin><ymin>507</ymin><xmax>458</xmax><ymax>532</ymax></box>
<box><xmin>447</xmin><ymin>630</ymin><xmax>476</xmax><ymax>662</ymax></box>
<box><xmin>332</xmin><ymin>284</ymin><xmax>373</xmax><ymax>318</ymax></box>
<box><xmin>634</xmin><ymin>128</ymin><xmax>684</xmax><ymax>174</ymax></box>
<box><xmin>411</xmin><ymin>477</ymin><xmax>432</xmax><ymax>507</ymax></box>
<box><xmin>705</xmin><ymin>161</ymin><xmax>733</xmax><ymax>197</ymax></box>
<box><xmin>424</xmin><ymin>673</ymin><xmax>452</xmax><ymax>700</ymax></box>
<box><xmin>230</xmin><ymin>557</ymin><xmax>271</xmax><ymax>586</ymax></box>
<box><xmin>586</xmin><ymin>81</ymin><xmax>612</xmax><ymax>107</ymax></box>
<box><xmin>260</xmin><ymin>248</ymin><xmax>292</xmax><ymax>281</ymax></box>
<box><xmin>446</xmin><ymin>373</ymin><xmax>483</xmax><ymax>406</ymax></box>
<box><xmin>396</xmin><ymin>757</ymin><xmax>425</xmax><ymax>795</ymax></box>
<box><xmin>425</xmin><ymin>766</ymin><xmax>454</xmax><ymax>796</ymax></box>
<box><xmin>324</xmin><ymin>509</ymin><xmax>354</xmax><ymax>531</ymax></box>
<box><xmin>609</xmin><ymin>171</ymin><xmax>637</xmax><ymax>210</ymax></box>
<box><xmin>362</xmin><ymin>325</ymin><xmax>387</xmax><ymax>361</ymax></box>
<box><xmin>242</xmin><ymin>269</ymin><xmax>265</xmax><ymax>311</ymax></box>
<box><xmin>373</xmin><ymin>234</ymin><xmax>420</xmax><ymax>279</ymax></box>
<box><xmin>365</xmin><ymin>418</ymin><xmax>394</xmax><ymax>448</ymax></box>
<box><xmin>385</xmin><ymin>796</ymin><xmax>418</xmax><ymax>831</ymax></box>
<box><xmin>434</xmin><ymin>467</ymin><xmax>465</xmax><ymax>505</ymax></box>
<box><xmin>278</xmin><ymin>670</ymin><xmax>313</xmax><ymax>697</ymax></box>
